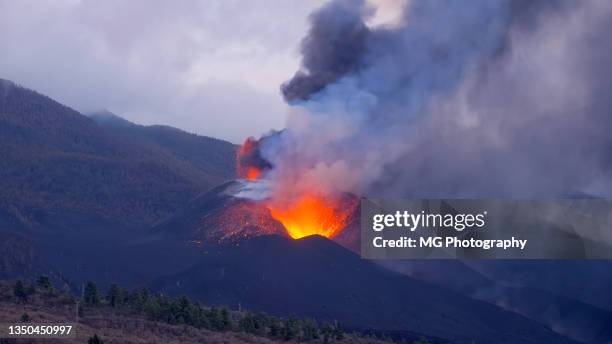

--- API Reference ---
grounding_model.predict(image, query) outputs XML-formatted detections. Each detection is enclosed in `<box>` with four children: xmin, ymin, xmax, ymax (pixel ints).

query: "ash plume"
<box><xmin>281</xmin><ymin>0</ymin><xmax>370</xmax><ymax>102</ymax></box>
<box><xmin>256</xmin><ymin>2</ymin><xmax>612</xmax><ymax>341</ymax></box>
<box><xmin>261</xmin><ymin>0</ymin><xmax>612</xmax><ymax>202</ymax></box>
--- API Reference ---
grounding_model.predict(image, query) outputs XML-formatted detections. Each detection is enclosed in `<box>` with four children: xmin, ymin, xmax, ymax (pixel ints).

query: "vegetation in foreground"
<box><xmin>0</xmin><ymin>278</ymin><xmax>428</xmax><ymax>344</ymax></box>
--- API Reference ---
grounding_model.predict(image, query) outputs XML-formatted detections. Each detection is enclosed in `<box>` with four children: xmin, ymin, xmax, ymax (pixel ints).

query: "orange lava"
<box><xmin>244</xmin><ymin>167</ymin><xmax>261</xmax><ymax>180</ymax></box>
<box><xmin>236</xmin><ymin>135</ymin><xmax>356</xmax><ymax>239</ymax></box>
<box><xmin>236</xmin><ymin>137</ymin><xmax>263</xmax><ymax>180</ymax></box>
<box><xmin>267</xmin><ymin>194</ymin><xmax>354</xmax><ymax>239</ymax></box>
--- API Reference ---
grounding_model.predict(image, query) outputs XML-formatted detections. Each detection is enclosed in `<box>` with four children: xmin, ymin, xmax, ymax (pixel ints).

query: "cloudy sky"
<box><xmin>0</xmin><ymin>0</ymin><xmax>330</xmax><ymax>142</ymax></box>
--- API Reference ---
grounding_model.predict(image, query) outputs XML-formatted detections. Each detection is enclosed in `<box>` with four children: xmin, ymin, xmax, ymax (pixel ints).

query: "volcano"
<box><xmin>151</xmin><ymin>180</ymin><xmax>586</xmax><ymax>343</ymax></box>
<box><xmin>150</xmin><ymin>234</ymin><xmax>578</xmax><ymax>344</ymax></box>
<box><xmin>153</xmin><ymin>179</ymin><xmax>361</xmax><ymax>251</ymax></box>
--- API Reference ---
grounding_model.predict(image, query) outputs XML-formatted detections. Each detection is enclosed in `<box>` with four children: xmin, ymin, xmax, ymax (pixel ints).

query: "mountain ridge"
<box><xmin>0</xmin><ymin>78</ymin><xmax>237</xmax><ymax>229</ymax></box>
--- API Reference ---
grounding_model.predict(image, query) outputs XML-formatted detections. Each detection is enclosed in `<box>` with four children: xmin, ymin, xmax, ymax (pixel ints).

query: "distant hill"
<box><xmin>89</xmin><ymin>110</ymin><xmax>236</xmax><ymax>184</ymax></box>
<box><xmin>0</xmin><ymin>79</ymin><xmax>236</xmax><ymax>230</ymax></box>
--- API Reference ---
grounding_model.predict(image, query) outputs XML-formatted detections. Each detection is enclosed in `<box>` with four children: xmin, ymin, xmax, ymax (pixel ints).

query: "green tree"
<box><xmin>269</xmin><ymin>317</ymin><xmax>282</xmax><ymax>338</ymax></box>
<box><xmin>411</xmin><ymin>337</ymin><xmax>430</xmax><ymax>344</ymax></box>
<box><xmin>191</xmin><ymin>303</ymin><xmax>208</xmax><ymax>328</ymax></box>
<box><xmin>209</xmin><ymin>306</ymin><xmax>232</xmax><ymax>331</ymax></box>
<box><xmin>169</xmin><ymin>295</ymin><xmax>192</xmax><ymax>325</ymax></box>
<box><xmin>106</xmin><ymin>284</ymin><xmax>120</xmax><ymax>308</ymax></box>
<box><xmin>333</xmin><ymin>321</ymin><xmax>345</xmax><ymax>340</ymax></box>
<box><xmin>239</xmin><ymin>313</ymin><xmax>256</xmax><ymax>333</ymax></box>
<box><xmin>220</xmin><ymin>307</ymin><xmax>231</xmax><ymax>331</ymax></box>
<box><xmin>239</xmin><ymin>312</ymin><xmax>268</xmax><ymax>336</ymax></box>
<box><xmin>13</xmin><ymin>280</ymin><xmax>27</xmax><ymax>301</ymax></box>
<box><xmin>83</xmin><ymin>281</ymin><xmax>100</xmax><ymax>305</ymax></box>
<box><xmin>36</xmin><ymin>275</ymin><xmax>52</xmax><ymax>291</ymax></box>
<box><xmin>283</xmin><ymin>316</ymin><xmax>300</xmax><ymax>341</ymax></box>
<box><xmin>301</xmin><ymin>318</ymin><xmax>320</xmax><ymax>341</ymax></box>
<box><xmin>88</xmin><ymin>334</ymin><xmax>104</xmax><ymax>344</ymax></box>
<box><xmin>321</xmin><ymin>323</ymin><xmax>333</xmax><ymax>344</ymax></box>
<box><xmin>128</xmin><ymin>288</ymin><xmax>149</xmax><ymax>310</ymax></box>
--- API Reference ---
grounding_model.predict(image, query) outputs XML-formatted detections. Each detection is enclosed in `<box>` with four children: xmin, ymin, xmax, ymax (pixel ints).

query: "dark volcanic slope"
<box><xmin>0</xmin><ymin>79</ymin><xmax>236</xmax><ymax>229</ymax></box>
<box><xmin>153</xmin><ymin>181</ymin><xmax>287</xmax><ymax>243</ymax></box>
<box><xmin>151</xmin><ymin>235</ymin><xmax>577</xmax><ymax>344</ymax></box>
<box><xmin>384</xmin><ymin>260</ymin><xmax>612</xmax><ymax>344</ymax></box>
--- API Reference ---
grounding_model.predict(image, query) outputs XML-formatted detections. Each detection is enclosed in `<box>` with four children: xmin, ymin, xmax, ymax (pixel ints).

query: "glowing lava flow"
<box><xmin>244</xmin><ymin>167</ymin><xmax>261</xmax><ymax>180</ymax></box>
<box><xmin>236</xmin><ymin>137</ymin><xmax>265</xmax><ymax>180</ymax></box>
<box><xmin>267</xmin><ymin>194</ymin><xmax>354</xmax><ymax>239</ymax></box>
<box><xmin>236</xmin><ymin>136</ymin><xmax>355</xmax><ymax>239</ymax></box>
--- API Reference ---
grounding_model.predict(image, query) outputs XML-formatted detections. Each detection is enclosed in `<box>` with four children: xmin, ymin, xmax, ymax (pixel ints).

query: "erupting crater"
<box><xmin>236</xmin><ymin>137</ymin><xmax>359</xmax><ymax>242</ymax></box>
<box><xmin>267</xmin><ymin>194</ymin><xmax>357</xmax><ymax>239</ymax></box>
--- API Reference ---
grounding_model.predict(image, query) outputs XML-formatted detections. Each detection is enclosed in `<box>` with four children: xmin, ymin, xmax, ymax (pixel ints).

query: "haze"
<box><xmin>0</xmin><ymin>0</ymin><xmax>327</xmax><ymax>142</ymax></box>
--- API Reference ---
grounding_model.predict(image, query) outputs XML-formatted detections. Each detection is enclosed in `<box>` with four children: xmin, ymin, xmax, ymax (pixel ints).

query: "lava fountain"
<box><xmin>237</xmin><ymin>137</ymin><xmax>268</xmax><ymax>180</ymax></box>
<box><xmin>267</xmin><ymin>193</ymin><xmax>356</xmax><ymax>239</ymax></box>
<box><xmin>236</xmin><ymin>137</ymin><xmax>357</xmax><ymax>240</ymax></box>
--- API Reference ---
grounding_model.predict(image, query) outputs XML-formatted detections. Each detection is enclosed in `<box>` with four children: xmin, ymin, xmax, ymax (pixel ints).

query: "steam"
<box><xmin>240</xmin><ymin>4</ymin><xmax>612</xmax><ymax>339</ymax></box>
<box><xmin>245</xmin><ymin>2</ymin><xmax>612</xmax><ymax>341</ymax></box>
<box><xmin>260</xmin><ymin>0</ymin><xmax>612</xmax><ymax>200</ymax></box>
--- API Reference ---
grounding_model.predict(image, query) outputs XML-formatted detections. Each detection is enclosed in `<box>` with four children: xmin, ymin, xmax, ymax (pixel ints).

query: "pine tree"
<box><xmin>106</xmin><ymin>284</ymin><xmax>120</xmax><ymax>308</ymax></box>
<box><xmin>239</xmin><ymin>313</ymin><xmax>256</xmax><ymax>333</ymax></box>
<box><xmin>412</xmin><ymin>337</ymin><xmax>430</xmax><ymax>344</ymax></box>
<box><xmin>13</xmin><ymin>280</ymin><xmax>27</xmax><ymax>301</ymax></box>
<box><xmin>283</xmin><ymin>316</ymin><xmax>299</xmax><ymax>341</ymax></box>
<box><xmin>88</xmin><ymin>334</ymin><xmax>104</xmax><ymax>344</ymax></box>
<box><xmin>220</xmin><ymin>307</ymin><xmax>231</xmax><ymax>331</ymax></box>
<box><xmin>269</xmin><ymin>317</ymin><xmax>282</xmax><ymax>339</ymax></box>
<box><xmin>36</xmin><ymin>275</ymin><xmax>52</xmax><ymax>291</ymax></box>
<box><xmin>83</xmin><ymin>281</ymin><xmax>100</xmax><ymax>305</ymax></box>
<box><xmin>144</xmin><ymin>296</ymin><xmax>162</xmax><ymax>321</ymax></box>
<box><xmin>301</xmin><ymin>318</ymin><xmax>319</xmax><ymax>341</ymax></box>
<box><xmin>333</xmin><ymin>321</ymin><xmax>345</xmax><ymax>340</ymax></box>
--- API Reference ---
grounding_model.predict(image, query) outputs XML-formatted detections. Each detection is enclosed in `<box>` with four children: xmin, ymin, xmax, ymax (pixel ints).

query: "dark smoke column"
<box><xmin>281</xmin><ymin>0</ymin><xmax>369</xmax><ymax>102</ymax></box>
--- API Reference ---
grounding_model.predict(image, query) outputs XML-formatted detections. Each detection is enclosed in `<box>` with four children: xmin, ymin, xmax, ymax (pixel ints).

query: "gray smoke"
<box><xmin>282</xmin><ymin>0</ymin><xmax>573</xmax><ymax>103</ymax></box>
<box><xmin>266</xmin><ymin>2</ymin><xmax>612</xmax><ymax>342</ymax></box>
<box><xmin>281</xmin><ymin>0</ymin><xmax>370</xmax><ymax>102</ymax></box>
<box><xmin>262</xmin><ymin>0</ymin><xmax>612</xmax><ymax>201</ymax></box>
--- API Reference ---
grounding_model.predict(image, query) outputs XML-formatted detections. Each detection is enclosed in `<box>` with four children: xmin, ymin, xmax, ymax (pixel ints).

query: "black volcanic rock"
<box><xmin>153</xmin><ymin>181</ymin><xmax>287</xmax><ymax>243</ymax></box>
<box><xmin>153</xmin><ymin>180</ymin><xmax>364</xmax><ymax>250</ymax></box>
<box><xmin>383</xmin><ymin>259</ymin><xmax>612</xmax><ymax>344</ymax></box>
<box><xmin>151</xmin><ymin>235</ymin><xmax>578</xmax><ymax>344</ymax></box>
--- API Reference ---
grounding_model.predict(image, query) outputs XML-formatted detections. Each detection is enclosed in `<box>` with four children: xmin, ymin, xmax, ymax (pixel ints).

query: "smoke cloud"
<box><xmin>0</xmin><ymin>0</ymin><xmax>326</xmax><ymax>142</ymax></box>
<box><xmin>281</xmin><ymin>0</ymin><xmax>370</xmax><ymax>102</ymax></box>
<box><xmin>261</xmin><ymin>0</ymin><xmax>612</xmax><ymax>201</ymax></box>
<box><xmin>260</xmin><ymin>2</ymin><xmax>612</xmax><ymax>341</ymax></box>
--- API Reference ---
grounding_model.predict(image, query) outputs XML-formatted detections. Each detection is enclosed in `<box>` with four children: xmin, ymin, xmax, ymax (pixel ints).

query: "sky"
<box><xmin>0</xmin><ymin>0</ymin><xmax>329</xmax><ymax>142</ymax></box>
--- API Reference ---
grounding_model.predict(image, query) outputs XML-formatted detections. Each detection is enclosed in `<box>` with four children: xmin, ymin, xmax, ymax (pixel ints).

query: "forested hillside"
<box><xmin>0</xmin><ymin>279</ymin><xmax>397</xmax><ymax>344</ymax></box>
<box><xmin>0</xmin><ymin>79</ymin><xmax>236</xmax><ymax>229</ymax></box>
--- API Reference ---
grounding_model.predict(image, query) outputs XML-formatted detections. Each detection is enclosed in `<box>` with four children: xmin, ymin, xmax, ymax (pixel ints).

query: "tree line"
<box><xmin>12</xmin><ymin>277</ymin><xmax>353</xmax><ymax>343</ymax></box>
